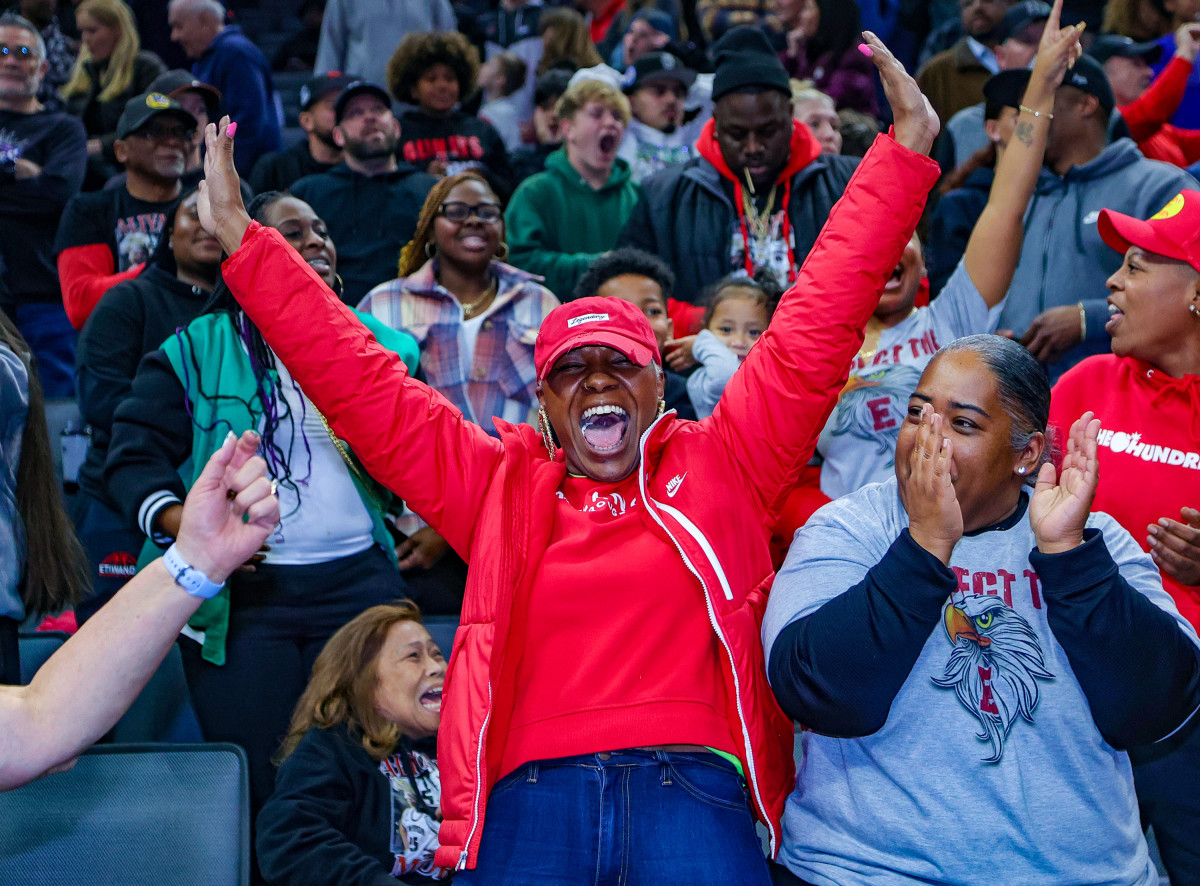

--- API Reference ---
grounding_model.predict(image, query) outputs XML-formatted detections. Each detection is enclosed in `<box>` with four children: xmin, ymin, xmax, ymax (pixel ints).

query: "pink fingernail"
<box><xmin>226</xmin><ymin>122</ymin><xmax>237</xmax><ymax>138</ymax></box>
<box><xmin>858</xmin><ymin>44</ymin><xmax>873</xmax><ymax>57</ymax></box>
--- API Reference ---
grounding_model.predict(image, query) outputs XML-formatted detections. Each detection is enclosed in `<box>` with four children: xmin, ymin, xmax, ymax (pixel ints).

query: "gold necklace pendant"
<box><xmin>460</xmin><ymin>279</ymin><xmax>498</xmax><ymax>319</ymax></box>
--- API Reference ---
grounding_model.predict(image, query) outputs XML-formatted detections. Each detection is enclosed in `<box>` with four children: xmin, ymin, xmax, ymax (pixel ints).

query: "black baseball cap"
<box><xmin>997</xmin><ymin>1</ymin><xmax>1051</xmax><ymax>43</ymax></box>
<box><xmin>115</xmin><ymin>92</ymin><xmax>198</xmax><ymax>139</ymax></box>
<box><xmin>1088</xmin><ymin>34</ymin><xmax>1164</xmax><ymax>65</ymax></box>
<box><xmin>984</xmin><ymin>55</ymin><xmax>1115</xmax><ymax>115</ymax></box>
<box><xmin>621</xmin><ymin>52</ymin><xmax>696</xmax><ymax>94</ymax></box>
<box><xmin>148</xmin><ymin>70</ymin><xmax>221</xmax><ymax>120</ymax></box>
<box><xmin>301</xmin><ymin>71</ymin><xmax>355</xmax><ymax>111</ymax></box>
<box><xmin>333</xmin><ymin>80</ymin><xmax>391</xmax><ymax>123</ymax></box>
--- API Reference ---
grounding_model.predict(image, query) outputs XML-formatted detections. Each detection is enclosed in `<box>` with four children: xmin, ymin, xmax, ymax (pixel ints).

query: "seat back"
<box><xmin>423</xmin><ymin>615</ymin><xmax>460</xmax><ymax>659</ymax></box>
<box><xmin>17</xmin><ymin>631</ymin><xmax>68</xmax><ymax>684</ymax></box>
<box><xmin>0</xmin><ymin>743</ymin><xmax>250</xmax><ymax>885</ymax></box>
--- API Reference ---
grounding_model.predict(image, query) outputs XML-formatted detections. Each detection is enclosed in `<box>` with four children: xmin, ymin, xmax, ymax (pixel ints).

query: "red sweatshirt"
<box><xmin>1051</xmin><ymin>354</ymin><xmax>1200</xmax><ymax>628</ymax></box>
<box><xmin>1120</xmin><ymin>55</ymin><xmax>1200</xmax><ymax>168</ymax></box>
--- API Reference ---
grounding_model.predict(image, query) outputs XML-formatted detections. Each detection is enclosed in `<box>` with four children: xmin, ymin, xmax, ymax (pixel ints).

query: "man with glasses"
<box><xmin>0</xmin><ymin>12</ymin><xmax>86</xmax><ymax>397</ymax></box>
<box><xmin>291</xmin><ymin>81</ymin><xmax>436</xmax><ymax>305</ymax></box>
<box><xmin>54</xmin><ymin>92</ymin><xmax>194</xmax><ymax>328</ymax></box>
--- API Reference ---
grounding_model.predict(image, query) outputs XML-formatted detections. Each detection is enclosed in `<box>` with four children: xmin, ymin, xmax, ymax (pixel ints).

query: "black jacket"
<box><xmin>926</xmin><ymin>166</ymin><xmax>991</xmax><ymax>299</ymax></box>
<box><xmin>291</xmin><ymin>162</ymin><xmax>437</xmax><ymax>305</ymax></box>
<box><xmin>617</xmin><ymin>153</ymin><xmax>858</xmax><ymax>302</ymax></box>
<box><xmin>75</xmin><ymin>263</ymin><xmax>210</xmax><ymax>508</ymax></box>
<box><xmin>256</xmin><ymin>724</ymin><xmax>444</xmax><ymax>886</ymax></box>
<box><xmin>248</xmin><ymin>138</ymin><xmax>338</xmax><ymax>195</ymax></box>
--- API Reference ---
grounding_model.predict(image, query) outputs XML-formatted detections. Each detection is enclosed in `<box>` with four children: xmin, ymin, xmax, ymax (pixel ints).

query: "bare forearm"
<box><xmin>0</xmin><ymin>561</ymin><xmax>202</xmax><ymax>790</ymax></box>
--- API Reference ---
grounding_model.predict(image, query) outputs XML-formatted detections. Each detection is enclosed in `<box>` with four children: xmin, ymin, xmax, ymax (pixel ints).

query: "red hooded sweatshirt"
<box><xmin>694</xmin><ymin>116</ymin><xmax>822</xmax><ymax>287</ymax></box>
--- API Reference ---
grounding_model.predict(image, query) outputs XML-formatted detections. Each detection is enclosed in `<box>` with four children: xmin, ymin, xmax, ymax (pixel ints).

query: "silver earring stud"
<box><xmin>1017</xmin><ymin>466</ymin><xmax>1027</xmax><ymax>475</ymax></box>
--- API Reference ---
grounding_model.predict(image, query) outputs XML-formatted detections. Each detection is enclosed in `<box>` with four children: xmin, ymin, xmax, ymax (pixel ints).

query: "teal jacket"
<box><xmin>504</xmin><ymin>148</ymin><xmax>639</xmax><ymax>300</ymax></box>
<box><xmin>151</xmin><ymin>309</ymin><xmax>418</xmax><ymax>665</ymax></box>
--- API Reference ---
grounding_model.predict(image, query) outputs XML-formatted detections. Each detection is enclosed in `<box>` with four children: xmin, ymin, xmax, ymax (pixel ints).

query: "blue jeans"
<box><xmin>13</xmin><ymin>302</ymin><xmax>76</xmax><ymax>398</ymax></box>
<box><xmin>456</xmin><ymin>749</ymin><xmax>773</xmax><ymax>886</ymax></box>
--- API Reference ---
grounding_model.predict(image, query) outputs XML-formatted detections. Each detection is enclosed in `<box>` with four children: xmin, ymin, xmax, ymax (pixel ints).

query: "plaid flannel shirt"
<box><xmin>358</xmin><ymin>259</ymin><xmax>559</xmax><ymax>436</ymax></box>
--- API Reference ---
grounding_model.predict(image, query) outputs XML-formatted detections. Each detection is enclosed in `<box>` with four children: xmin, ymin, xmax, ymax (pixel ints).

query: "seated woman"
<box><xmin>256</xmin><ymin>601</ymin><xmax>449</xmax><ymax>884</ymax></box>
<box><xmin>358</xmin><ymin>172</ymin><xmax>559</xmax><ymax>612</ymax></box>
<box><xmin>777</xmin><ymin>0</ymin><xmax>877</xmax><ymax>115</ymax></box>
<box><xmin>763</xmin><ymin>333</ymin><xmax>1200</xmax><ymax>885</ymax></box>
<box><xmin>0</xmin><ymin>314</ymin><xmax>88</xmax><ymax>683</ymax></box>
<box><xmin>103</xmin><ymin>192</ymin><xmax>420</xmax><ymax>819</ymax></box>
<box><xmin>196</xmin><ymin>32</ymin><xmax>940</xmax><ymax>883</ymax></box>
<box><xmin>60</xmin><ymin>0</ymin><xmax>166</xmax><ymax>190</ymax></box>
<box><xmin>1051</xmin><ymin>188</ymin><xmax>1200</xmax><ymax>882</ymax></box>
<box><xmin>73</xmin><ymin>188</ymin><xmax>220</xmax><ymax>621</ymax></box>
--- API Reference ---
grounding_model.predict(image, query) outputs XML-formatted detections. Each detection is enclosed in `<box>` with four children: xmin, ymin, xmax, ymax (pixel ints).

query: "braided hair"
<box><xmin>397</xmin><ymin>171</ymin><xmax>503</xmax><ymax>277</ymax></box>
<box><xmin>171</xmin><ymin>191</ymin><xmax>317</xmax><ymax>511</ymax></box>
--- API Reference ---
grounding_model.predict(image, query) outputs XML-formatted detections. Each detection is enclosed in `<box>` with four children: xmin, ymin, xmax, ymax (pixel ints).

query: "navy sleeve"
<box><xmin>0</xmin><ymin>115</ymin><xmax>85</xmax><ymax>217</ymax></box>
<box><xmin>76</xmin><ymin>284</ymin><xmax>145</xmax><ymax>435</ymax></box>
<box><xmin>1032</xmin><ymin>528</ymin><xmax>1200</xmax><ymax>749</ymax></box>
<box><xmin>768</xmin><ymin>529</ymin><xmax>958</xmax><ymax>736</ymax></box>
<box><xmin>103</xmin><ymin>348</ymin><xmax>192</xmax><ymax>528</ymax></box>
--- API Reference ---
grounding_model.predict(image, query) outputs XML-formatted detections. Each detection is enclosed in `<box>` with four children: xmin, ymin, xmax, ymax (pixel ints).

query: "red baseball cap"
<box><xmin>535</xmin><ymin>296</ymin><xmax>659</xmax><ymax>381</ymax></box>
<box><xmin>1098</xmin><ymin>190</ymin><xmax>1200</xmax><ymax>273</ymax></box>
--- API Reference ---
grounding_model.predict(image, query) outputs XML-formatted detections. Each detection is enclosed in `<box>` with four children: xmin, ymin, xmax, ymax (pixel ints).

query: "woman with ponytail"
<box><xmin>103</xmin><ymin>191</ymin><xmax>420</xmax><ymax>822</ymax></box>
<box><xmin>0</xmin><ymin>314</ymin><xmax>89</xmax><ymax>684</ymax></box>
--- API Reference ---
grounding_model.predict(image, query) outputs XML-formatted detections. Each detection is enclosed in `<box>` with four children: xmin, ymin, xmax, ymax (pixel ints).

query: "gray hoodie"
<box><xmin>998</xmin><ymin>138</ymin><xmax>1198</xmax><ymax>381</ymax></box>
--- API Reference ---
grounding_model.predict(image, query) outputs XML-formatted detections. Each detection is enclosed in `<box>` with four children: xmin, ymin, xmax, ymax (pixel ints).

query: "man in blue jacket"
<box><xmin>167</xmin><ymin>0</ymin><xmax>281</xmax><ymax>174</ymax></box>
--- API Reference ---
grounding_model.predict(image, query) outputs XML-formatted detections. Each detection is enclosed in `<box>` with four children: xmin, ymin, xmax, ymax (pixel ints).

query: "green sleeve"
<box><xmin>354</xmin><ymin>309</ymin><xmax>420</xmax><ymax>374</ymax></box>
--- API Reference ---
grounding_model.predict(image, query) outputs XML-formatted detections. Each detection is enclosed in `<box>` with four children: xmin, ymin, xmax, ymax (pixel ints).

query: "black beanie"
<box><xmin>711</xmin><ymin>26</ymin><xmax>791</xmax><ymax>102</ymax></box>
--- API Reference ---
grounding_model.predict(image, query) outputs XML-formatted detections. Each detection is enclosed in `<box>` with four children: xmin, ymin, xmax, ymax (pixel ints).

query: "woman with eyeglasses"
<box><xmin>358</xmin><ymin>172</ymin><xmax>558</xmax><ymax>612</ymax></box>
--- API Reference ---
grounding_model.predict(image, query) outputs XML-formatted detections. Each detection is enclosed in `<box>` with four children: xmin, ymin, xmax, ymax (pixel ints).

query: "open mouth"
<box><xmin>1106</xmin><ymin>302</ymin><xmax>1124</xmax><ymax>333</ymax></box>
<box><xmin>307</xmin><ymin>256</ymin><xmax>331</xmax><ymax>275</ymax></box>
<box><xmin>579</xmin><ymin>404</ymin><xmax>630</xmax><ymax>453</ymax></box>
<box><xmin>598</xmin><ymin>132</ymin><xmax>618</xmax><ymax>153</ymax></box>
<box><xmin>460</xmin><ymin>234</ymin><xmax>489</xmax><ymax>250</ymax></box>
<box><xmin>883</xmin><ymin>262</ymin><xmax>904</xmax><ymax>291</ymax></box>
<box><xmin>419</xmin><ymin>687</ymin><xmax>443</xmax><ymax>712</ymax></box>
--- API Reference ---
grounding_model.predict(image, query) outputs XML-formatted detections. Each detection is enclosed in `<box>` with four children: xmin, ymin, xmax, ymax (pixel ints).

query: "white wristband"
<box><xmin>162</xmin><ymin>543</ymin><xmax>224</xmax><ymax>599</ymax></box>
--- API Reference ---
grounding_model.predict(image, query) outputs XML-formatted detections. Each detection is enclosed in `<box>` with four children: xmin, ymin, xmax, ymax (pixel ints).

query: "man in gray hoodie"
<box><xmin>997</xmin><ymin>55</ymin><xmax>1198</xmax><ymax>381</ymax></box>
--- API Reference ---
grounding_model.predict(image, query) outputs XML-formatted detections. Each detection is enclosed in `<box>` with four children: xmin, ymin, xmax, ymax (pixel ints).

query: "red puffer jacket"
<box><xmin>220</xmin><ymin>134</ymin><xmax>939</xmax><ymax>870</ymax></box>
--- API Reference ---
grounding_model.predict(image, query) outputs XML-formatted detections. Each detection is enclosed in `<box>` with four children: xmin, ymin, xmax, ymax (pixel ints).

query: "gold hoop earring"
<box><xmin>538</xmin><ymin>407</ymin><xmax>556</xmax><ymax>459</ymax></box>
<box><xmin>425</xmin><ymin>241</ymin><xmax>437</xmax><ymax>259</ymax></box>
<box><xmin>656</xmin><ymin>399</ymin><xmax>666</xmax><ymax>417</ymax></box>
<box><xmin>1190</xmin><ymin>304</ymin><xmax>1200</xmax><ymax>320</ymax></box>
<box><xmin>496</xmin><ymin>242</ymin><xmax>509</xmax><ymax>261</ymax></box>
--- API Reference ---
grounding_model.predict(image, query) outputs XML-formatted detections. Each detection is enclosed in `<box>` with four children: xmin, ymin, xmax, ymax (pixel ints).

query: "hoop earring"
<box><xmin>495</xmin><ymin>242</ymin><xmax>509</xmax><ymax>261</ymax></box>
<box><xmin>656</xmin><ymin>399</ymin><xmax>666</xmax><ymax>417</ymax></box>
<box><xmin>425</xmin><ymin>241</ymin><xmax>437</xmax><ymax>259</ymax></box>
<box><xmin>1190</xmin><ymin>304</ymin><xmax>1200</xmax><ymax>320</ymax></box>
<box><xmin>538</xmin><ymin>407</ymin><xmax>556</xmax><ymax>460</ymax></box>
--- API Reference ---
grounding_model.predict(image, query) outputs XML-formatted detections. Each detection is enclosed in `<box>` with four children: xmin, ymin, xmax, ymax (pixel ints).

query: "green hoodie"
<box><xmin>505</xmin><ymin>148</ymin><xmax>639</xmax><ymax>300</ymax></box>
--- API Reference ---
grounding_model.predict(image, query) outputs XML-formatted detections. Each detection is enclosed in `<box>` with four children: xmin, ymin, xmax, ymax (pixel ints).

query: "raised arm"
<box><xmin>966</xmin><ymin>0</ymin><xmax>1082</xmax><ymax>307</ymax></box>
<box><xmin>709</xmin><ymin>32</ymin><xmax>941</xmax><ymax>518</ymax></box>
<box><xmin>0</xmin><ymin>433</ymin><xmax>277</xmax><ymax>791</ymax></box>
<box><xmin>196</xmin><ymin>121</ymin><xmax>502</xmax><ymax>557</ymax></box>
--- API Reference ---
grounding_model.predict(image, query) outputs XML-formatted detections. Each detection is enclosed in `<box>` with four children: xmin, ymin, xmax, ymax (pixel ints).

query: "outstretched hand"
<box><xmin>1026</xmin><ymin>0</ymin><xmax>1085</xmax><ymax>101</ymax></box>
<box><xmin>898</xmin><ymin>405</ymin><xmax>962</xmax><ymax>563</ymax></box>
<box><xmin>197</xmin><ymin>116</ymin><xmax>253</xmax><ymax>254</ymax></box>
<box><xmin>861</xmin><ymin>30</ymin><xmax>938</xmax><ymax>155</ymax></box>
<box><xmin>1029</xmin><ymin>411</ymin><xmax>1100</xmax><ymax>554</ymax></box>
<box><xmin>174</xmin><ymin>431</ymin><xmax>280</xmax><ymax>583</ymax></box>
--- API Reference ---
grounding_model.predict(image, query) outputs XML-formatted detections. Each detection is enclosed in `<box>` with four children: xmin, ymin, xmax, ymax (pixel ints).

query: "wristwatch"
<box><xmin>162</xmin><ymin>543</ymin><xmax>224</xmax><ymax>599</ymax></box>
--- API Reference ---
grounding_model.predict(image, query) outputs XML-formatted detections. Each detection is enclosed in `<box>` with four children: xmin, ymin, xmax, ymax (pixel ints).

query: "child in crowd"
<box><xmin>687</xmin><ymin>275</ymin><xmax>774</xmax><ymax>418</ymax></box>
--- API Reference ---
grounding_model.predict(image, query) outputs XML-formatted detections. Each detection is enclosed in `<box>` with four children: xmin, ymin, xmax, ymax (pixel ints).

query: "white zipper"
<box><xmin>635</xmin><ymin>418</ymin><xmax>778</xmax><ymax>857</ymax></box>
<box><xmin>457</xmin><ymin>679</ymin><xmax>493</xmax><ymax>870</ymax></box>
<box><xmin>653</xmin><ymin>499</ymin><xmax>734</xmax><ymax>601</ymax></box>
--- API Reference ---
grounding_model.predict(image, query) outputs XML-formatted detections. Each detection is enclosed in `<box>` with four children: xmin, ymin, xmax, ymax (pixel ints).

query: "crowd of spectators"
<box><xmin>2</xmin><ymin>0</ymin><xmax>1200</xmax><ymax>884</ymax></box>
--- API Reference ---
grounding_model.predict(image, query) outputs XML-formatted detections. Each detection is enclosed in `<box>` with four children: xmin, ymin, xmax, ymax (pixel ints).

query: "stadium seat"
<box><xmin>17</xmin><ymin>631</ymin><xmax>68</xmax><ymax>684</ymax></box>
<box><xmin>0</xmin><ymin>743</ymin><xmax>250</xmax><ymax>885</ymax></box>
<box><xmin>424</xmin><ymin>615</ymin><xmax>459</xmax><ymax>659</ymax></box>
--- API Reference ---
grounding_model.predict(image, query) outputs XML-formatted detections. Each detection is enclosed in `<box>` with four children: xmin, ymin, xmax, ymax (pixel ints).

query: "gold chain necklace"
<box><xmin>460</xmin><ymin>278</ymin><xmax>498</xmax><ymax>320</ymax></box>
